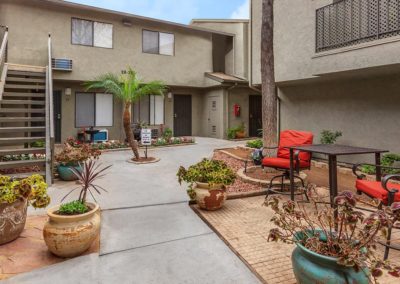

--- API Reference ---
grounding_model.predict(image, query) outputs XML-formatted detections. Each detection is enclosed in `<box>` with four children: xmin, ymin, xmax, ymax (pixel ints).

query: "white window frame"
<box><xmin>75</xmin><ymin>93</ymin><xmax>114</xmax><ymax>128</ymax></box>
<box><xmin>71</xmin><ymin>18</ymin><xmax>113</xmax><ymax>49</ymax></box>
<box><xmin>142</xmin><ymin>29</ymin><xmax>175</xmax><ymax>56</ymax></box>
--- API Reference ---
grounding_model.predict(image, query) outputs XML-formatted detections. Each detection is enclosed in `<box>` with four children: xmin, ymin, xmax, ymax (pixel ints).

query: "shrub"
<box><xmin>55</xmin><ymin>143</ymin><xmax>101</xmax><ymax>165</ymax></box>
<box><xmin>58</xmin><ymin>200</ymin><xmax>89</xmax><ymax>215</ymax></box>
<box><xmin>361</xmin><ymin>153</ymin><xmax>400</xmax><ymax>175</ymax></box>
<box><xmin>246</xmin><ymin>139</ymin><xmax>263</xmax><ymax>149</ymax></box>
<box><xmin>163</xmin><ymin>128</ymin><xmax>173</xmax><ymax>141</ymax></box>
<box><xmin>320</xmin><ymin>130</ymin><xmax>342</xmax><ymax>144</ymax></box>
<box><xmin>0</xmin><ymin>174</ymin><xmax>50</xmax><ymax>208</ymax></box>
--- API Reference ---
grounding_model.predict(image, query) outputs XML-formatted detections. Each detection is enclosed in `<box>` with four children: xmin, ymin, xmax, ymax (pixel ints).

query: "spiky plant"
<box><xmin>85</xmin><ymin>67</ymin><xmax>166</xmax><ymax>159</ymax></box>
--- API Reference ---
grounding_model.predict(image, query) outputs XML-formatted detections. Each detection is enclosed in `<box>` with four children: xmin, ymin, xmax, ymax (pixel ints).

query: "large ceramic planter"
<box><xmin>57</xmin><ymin>164</ymin><xmax>82</xmax><ymax>181</ymax></box>
<box><xmin>194</xmin><ymin>182</ymin><xmax>227</xmax><ymax>211</ymax></box>
<box><xmin>0</xmin><ymin>199</ymin><xmax>28</xmax><ymax>245</ymax></box>
<box><xmin>43</xmin><ymin>203</ymin><xmax>100</xmax><ymax>258</ymax></box>
<box><xmin>235</xmin><ymin>131</ymin><xmax>246</xmax><ymax>139</ymax></box>
<box><xmin>292</xmin><ymin>231</ymin><xmax>369</xmax><ymax>284</ymax></box>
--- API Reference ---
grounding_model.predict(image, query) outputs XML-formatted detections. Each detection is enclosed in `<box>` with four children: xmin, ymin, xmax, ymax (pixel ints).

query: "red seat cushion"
<box><xmin>356</xmin><ymin>180</ymin><xmax>400</xmax><ymax>204</ymax></box>
<box><xmin>262</xmin><ymin>157</ymin><xmax>310</xmax><ymax>169</ymax></box>
<box><xmin>277</xmin><ymin>130</ymin><xmax>314</xmax><ymax>162</ymax></box>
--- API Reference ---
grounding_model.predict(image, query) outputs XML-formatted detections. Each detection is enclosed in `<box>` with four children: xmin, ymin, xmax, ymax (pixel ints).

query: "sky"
<box><xmin>68</xmin><ymin>0</ymin><xmax>250</xmax><ymax>24</ymax></box>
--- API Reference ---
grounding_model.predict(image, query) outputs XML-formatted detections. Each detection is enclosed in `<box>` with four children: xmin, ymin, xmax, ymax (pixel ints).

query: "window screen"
<box><xmin>72</xmin><ymin>19</ymin><xmax>93</xmax><ymax>46</ymax></box>
<box><xmin>139</xmin><ymin>95</ymin><xmax>150</xmax><ymax>124</ymax></box>
<box><xmin>95</xmin><ymin>93</ymin><xmax>113</xmax><ymax>126</ymax></box>
<box><xmin>76</xmin><ymin>93</ymin><xmax>95</xmax><ymax>127</ymax></box>
<box><xmin>143</xmin><ymin>30</ymin><xmax>159</xmax><ymax>54</ymax></box>
<box><xmin>94</xmin><ymin>22</ymin><xmax>113</xmax><ymax>48</ymax></box>
<box><xmin>159</xmin><ymin>33</ymin><xmax>174</xmax><ymax>56</ymax></box>
<box><xmin>132</xmin><ymin>95</ymin><xmax>164</xmax><ymax>125</ymax></box>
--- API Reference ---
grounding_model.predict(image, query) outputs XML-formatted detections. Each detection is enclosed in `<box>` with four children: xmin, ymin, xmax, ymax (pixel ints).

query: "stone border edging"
<box><xmin>237</xmin><ymin>166</ymin><xmax>307</xmax><ymax>187</ymax></box>
<box><xmin>100</xmin><ymin>142</ymin><xmax>197</xmax><ymax>153</ymax></box>
<box><xmin>126</xmin><ymin>157</ymin><xmax>161</xmax><ymax>164</ymax></box>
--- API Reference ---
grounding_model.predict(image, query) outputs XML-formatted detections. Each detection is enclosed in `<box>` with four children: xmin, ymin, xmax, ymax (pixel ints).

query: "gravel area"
<box><xmin>213</xmin><ymin>151</ymin><xmax>262</xmax><ymax>193</ymax></box>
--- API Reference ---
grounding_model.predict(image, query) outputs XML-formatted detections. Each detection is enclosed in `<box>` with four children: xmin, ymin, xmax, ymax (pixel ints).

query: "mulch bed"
<box><xmin>213</xmin><ymin>151</ymin><xmax>262</xmax><ymax>193</ymax></box>
<box><xmin>244</xmin><ymin>166</ymin><xmax>282</xmax><ymax>181</ymax></box>
<box><xmin>0</xmin><ymin>166</ymin><xmax>41</xmax><ymax>175</ymax></box>
<box><xmin>220</xmin><ymin>147</ymin><xmax>253</xmax><ymax>160</ymax></box>
<box><xmin>131</xmin><ymin>157</ymin><xmax>157</xmax><ymax>162</ymax></box>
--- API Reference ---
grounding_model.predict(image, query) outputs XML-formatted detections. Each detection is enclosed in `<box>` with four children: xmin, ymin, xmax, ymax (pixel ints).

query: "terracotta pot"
<box><xmin>235</xmin><ymin>131</ymin><xmax>246</xmax><ymax>139</ymax></box>
<box><xmin>194</xmin><ymin>182</ymin><xmax>227</xmax><ymax>211</ymax></box>
<box><xmin>43</xmin><ymin>202</ymin><xmax>100</xmax><ymax>258</ymax></box>
<box><xmin>0</xmin><ymin>199</ymin><xmax>28</xmax><ymax>245</ymax></box>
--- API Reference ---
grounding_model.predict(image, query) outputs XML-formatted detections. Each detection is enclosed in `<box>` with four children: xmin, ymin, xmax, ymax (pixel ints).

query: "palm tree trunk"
<box><xmin>123</xmin><ymin>102</ymin><xmax>140</xmax><ymax>159</ymax></box>
<box><xmin>261</xmin><ymin>0</ymin><xmax>277</xmax><ymax>157</ymax></box>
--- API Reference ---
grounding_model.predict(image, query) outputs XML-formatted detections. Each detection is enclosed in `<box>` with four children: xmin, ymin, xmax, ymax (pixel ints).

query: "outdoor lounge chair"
<box><xmin>353</xmin><ymin>164</ymin><xmax>400</xmax><ymax>260</ymax></box>
<box><xmin>262</xmin><ymin>130</ymin><xmax>314</xmax><ymax>200</ymax></box>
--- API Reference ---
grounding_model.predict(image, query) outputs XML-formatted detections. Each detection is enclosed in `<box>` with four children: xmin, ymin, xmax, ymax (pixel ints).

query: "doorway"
<box><xmin>249</xmin><ymin>95</ymin><xmax>262</xmax><ymax>137</ymax></box>
<box><xmin>53</xmin><ymin>90</ymin><xmax>62</xmax><ymax>143</ymax></box>
<box><xmin>173</xmin><ymin>95</ymin><xmax>192</xmax><ymax>136</ymax></box>
<box><xmin>207</xmin><ymin>96</ymin><xmax>219</xmax><ymax>137</ymax></box>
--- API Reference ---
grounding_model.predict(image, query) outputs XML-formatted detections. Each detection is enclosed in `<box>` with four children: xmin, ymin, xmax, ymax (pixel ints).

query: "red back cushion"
<box><xmin>277</xmin><ymin>130</ymin><xmax>314</xmax><ymax>161</ymax></box>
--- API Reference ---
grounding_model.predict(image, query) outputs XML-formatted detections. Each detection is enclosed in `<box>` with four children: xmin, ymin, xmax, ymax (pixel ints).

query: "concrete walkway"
<box><xmin>6</xmin><ymin>138</ymin><xmax>261</xmax><ymax>284</ymax></box>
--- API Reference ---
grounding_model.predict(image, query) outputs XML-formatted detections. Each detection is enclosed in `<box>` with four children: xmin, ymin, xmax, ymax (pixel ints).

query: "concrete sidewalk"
<box><xmin>7</xmin><ymin>138</ymin><xmax>260</xmax><ymax>284</ymax></box>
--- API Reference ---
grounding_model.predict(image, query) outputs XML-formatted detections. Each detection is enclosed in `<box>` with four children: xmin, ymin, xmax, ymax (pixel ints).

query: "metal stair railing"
<box><xmin>0</xmin><ymin>26</ymin><xmax>8</xmax><ymax>100</ymax></box>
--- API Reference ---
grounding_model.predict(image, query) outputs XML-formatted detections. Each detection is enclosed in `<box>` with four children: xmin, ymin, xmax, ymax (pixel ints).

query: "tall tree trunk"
<box><xmin>261</xmin><ymin>0</ymin><xmax>277</xmax><ymax>157</ymax></box>
<box><xmin>123</xmin><ymin>102</ymin><xmax>140</xmax><ymax>159</ymax></box>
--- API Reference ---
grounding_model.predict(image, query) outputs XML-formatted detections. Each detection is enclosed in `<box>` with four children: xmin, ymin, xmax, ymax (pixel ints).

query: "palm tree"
<box><xmin>86</xmin><ymin>68</ymin><xmax>166</xmax><ymax>160</ymax></box>
<box><xmin>261</xmin><ymin>0</ymin><xmax>277</xmax><ymax>157</ymax></box>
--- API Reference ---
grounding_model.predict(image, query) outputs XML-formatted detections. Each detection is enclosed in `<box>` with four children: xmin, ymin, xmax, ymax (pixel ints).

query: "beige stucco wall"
<box><xmin>251</xmin><ymin>0</ymin><xmax>400</xmax><ymax>84</ymax></box>
<box><xmin>250</xmin><ymin>0</ymin><xmax>262</xmax><ymax>86</ymax></box>
<box><xmin>0</xmin><ymin>0</ymin><xmax>221</xmax><ymax>87</ymax></box>
<box><xmin>279</xmin><ymin>75</ymin><xmax>400</xmax><ymax>162</ymax></box>
<box><xmin>191</xmin><ymin>20</ymin><xmax>249</xmax><ymax>79</ymax></box>
<box><xmin>228</xmin><ymin>87</ymin><xmax>255</xmax><ymax>137</ymax></box>
<box><xmin>54</xmin><ymin>82</ymin><xmax>124</xmax><ymax>143</ymax></box>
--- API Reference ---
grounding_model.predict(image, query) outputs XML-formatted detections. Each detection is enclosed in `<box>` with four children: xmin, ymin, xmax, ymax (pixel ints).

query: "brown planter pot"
<box><xmin>235</xmin><ymin>131</ymin><xmax>246</xmax><ymax>139</ymax></box>
<box><xmin>194</xmin><ymin>182</ymin><xmax>227</xmax><ymax>211</ymax></box>
<box><xmin>43</xmin><ymin>202</ymin><xmax>100</xmax><ymax>258</ymax></box>
<box><xmin>0</xmin><ymin>199</ymin><xmax>28</xmax><ymax>245</ymax></box>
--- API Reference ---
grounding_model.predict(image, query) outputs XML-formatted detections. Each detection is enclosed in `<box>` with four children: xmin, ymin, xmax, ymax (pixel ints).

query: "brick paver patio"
<box><xmin>194</xmin><ymin>194</ymin><xmax>400</xmax><ymax>284</ymax></box>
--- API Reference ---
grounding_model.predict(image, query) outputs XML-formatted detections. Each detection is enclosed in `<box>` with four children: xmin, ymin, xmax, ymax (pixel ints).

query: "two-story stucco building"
<box><xmin>250</xmin><ymin>0</ymin><xmax>400</xmax><ymax>160</ymax></box>
<box><xmin>0</xmin><ymin>0</ymin><xmax>262</xmax><ymax>144</ymax></box>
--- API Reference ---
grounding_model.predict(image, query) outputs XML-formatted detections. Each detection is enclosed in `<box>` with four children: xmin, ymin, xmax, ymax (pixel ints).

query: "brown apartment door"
<box><xmin>173</xmin><ymin>95</ymin><xmax>192</xmax><ymax>136</ymax></box>
<box><xmin>249</xmin><ymin>95</ymin><xmax>262</xmax><ymax>137</ymax></box>
<box><xmin>53</xmin><ymin>91</ymin><xmax>62</xmax><ymax>143</ymax></box>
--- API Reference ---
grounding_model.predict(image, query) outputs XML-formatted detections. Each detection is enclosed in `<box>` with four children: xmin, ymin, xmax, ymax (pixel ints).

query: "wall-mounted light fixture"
<box><xmin>122</xmin><ymin>19</ymin><xmax>132</xmax><ymax>27</ymax></box>
<box><xmin>65</xmin><ymin>88</ymin><xmax>72</xmax><ymax>100</ymax></box>
<box><xmin>167</xmin><ymin>92</ymin><xmax>172</xmax><ymax>101</ymax></box>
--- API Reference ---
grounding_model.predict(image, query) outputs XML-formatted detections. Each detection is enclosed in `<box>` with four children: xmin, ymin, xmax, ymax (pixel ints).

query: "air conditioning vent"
<box><xmin>52</xmin><ymin>58</ymin><xmax>72</xmax><ymax>71</ymax></box>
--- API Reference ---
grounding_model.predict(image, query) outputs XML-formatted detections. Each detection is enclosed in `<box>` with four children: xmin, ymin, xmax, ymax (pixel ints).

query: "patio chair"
<box><xmin>353</xmin><ymin>164</ymin><xmax>400</xmax><ymax>260</ymax></box>
<box><xmin>262</xmin><ymin>130</ymin><xmax>314</xmax><ymax>200</ymax></box>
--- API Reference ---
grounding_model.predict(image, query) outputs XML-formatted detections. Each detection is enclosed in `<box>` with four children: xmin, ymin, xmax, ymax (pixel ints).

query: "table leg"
<box><xmin>289</xmin><ymin>148</ymin><xmax>295</xmax><ymax>201</ymax></box>
<box><xmin>375</xmin><ymin>152</ymin><xmax>382</xmax><ymax>182</ymax></box>
<box><xmin>328</xmin><ymin>155</ymin><xmax>338</xmax><ymax>205</ymax></box>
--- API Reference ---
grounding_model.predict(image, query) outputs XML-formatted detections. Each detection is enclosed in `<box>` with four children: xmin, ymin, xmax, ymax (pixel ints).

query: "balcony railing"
<box><xmin>316</xmin><ymin>0</ymin><xmax>400</xmax><ymax>52</ymax></box>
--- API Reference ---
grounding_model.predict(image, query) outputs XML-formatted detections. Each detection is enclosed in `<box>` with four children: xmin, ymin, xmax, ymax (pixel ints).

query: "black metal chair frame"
<box><xmin>262</xmin><ymin>146</ymin><xmax>311</xmax><ymax>201</ymax></box>
<box><xmin>353</xmin><ymin>163</ymin><xmax>400</xmax><ymax>260</ymax></box>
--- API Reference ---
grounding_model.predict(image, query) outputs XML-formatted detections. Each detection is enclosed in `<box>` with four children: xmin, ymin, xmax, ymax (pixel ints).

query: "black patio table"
<box><xmin>287</xmin><ymin>144</ymin><xmax>389</xmax><ymax>205</ymax></box>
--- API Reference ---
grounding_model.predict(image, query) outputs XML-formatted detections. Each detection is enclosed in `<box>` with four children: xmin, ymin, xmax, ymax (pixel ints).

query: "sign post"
<box><xmin>141</xmin><ymin>129</ymin><xmax>152</xmax><ymax>158</ymax></box>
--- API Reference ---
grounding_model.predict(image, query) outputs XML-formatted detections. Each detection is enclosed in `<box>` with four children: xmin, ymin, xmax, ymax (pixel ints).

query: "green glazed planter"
<box><xmin>57</xmin><ymin>164</ymin><xmax>82</xmax><ymax>181</ymax></box>
<box><xmin>292</xmin><ymin>231</ymin><xmax>369</xmax><ymax>284</ymax></box>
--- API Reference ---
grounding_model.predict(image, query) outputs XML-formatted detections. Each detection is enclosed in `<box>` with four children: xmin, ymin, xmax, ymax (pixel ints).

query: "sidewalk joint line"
<box><xmin>101</xmin><ymin>200</ymin><xmax>188</xmax><ymax>212</ymax></box>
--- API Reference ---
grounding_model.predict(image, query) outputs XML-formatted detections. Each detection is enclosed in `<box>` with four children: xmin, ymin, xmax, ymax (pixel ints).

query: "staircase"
<box><xmin>0</xmin><ymin>65</ymin><xmax>47</xmax><ymax>178</ymax></box>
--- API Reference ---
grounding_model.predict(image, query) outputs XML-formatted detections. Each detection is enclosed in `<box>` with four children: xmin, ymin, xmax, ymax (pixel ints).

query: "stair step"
<box><xmin>0</xmin><ymin>117</ymin><xmax>45</xmax><ymax>123</ymax></box>
<box><xmin>0</xmin><ymin>159</ymin><xmax>46</xmax><ymax>170</ymax></box>
<box><xmin>0</xmin><ymin>108</ymin><xmax>45</xmax><ymax>114</ymax></box>
<box><xmin>5</xmin><ymin>84</ymin><xmax>46</xmax><ymax>90</ymax></box>
<box><xmin>6</xmin><ymin>77</ymin><xmax>46</xmax><ymax>83</ymax></box>
<box><xmin>0</xmin><ymin>137</ymin><xmax>45</xmax><ymax>145</ymax></box>
<box><xmin>2</xmin><ymin>92</ymin><xmax>45</xmax><ymax>98</ymax></box>
<box><xmin>0</xmin><ymin>127</ymin><xmax>46</xmax><ymax>133</ymax></box>
<box><xmin>0</xmin><ymin>148</ymin><xmax>46</xmax><ymax>155</ymax></box>
<box><xmin>0</xmin><ymin>100</ymin><xmax>45</xmax><ymax>105</ymax></box>
<box><xmin>7</xmin><ymin>70</ymin><xmax>46</xmax><ymax>77</ymax></box>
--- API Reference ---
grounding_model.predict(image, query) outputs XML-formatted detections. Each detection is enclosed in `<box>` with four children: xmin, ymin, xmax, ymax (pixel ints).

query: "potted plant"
<box><xmin>43</xmin><ymin>159</ymin><xmax>111</xmax><ymax>258</ymax></box>
<box><xmin>177</xmin><ymin>159</ymin><xmax>236</xmax><ymax>210</ymax></box>
<box><xmin>0</xmin><ymin>174</ymin><xmax>50</xmax><ymax>245</ymax></box>
<box><xmin>55</xmin><ymin>143</ymin><xmax>101</xmax><ymax>181</ymax></box>
<box><xmin>235</xmin><ymin>122</ymin><xmax>246</xmax><ymax>139</ymax></box>
<box><xmin>265</xmin><ymin>188</ymin><xmax>400</xmax><ymax>283</ymax></box>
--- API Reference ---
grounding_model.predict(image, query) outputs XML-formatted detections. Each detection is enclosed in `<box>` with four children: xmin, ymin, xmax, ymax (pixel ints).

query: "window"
<box><xmin>72</xmin><ymin>18</ymin><xmax>113</xmax><ymax>48</ymax></box>
<box><xmin>76</xmin><ymin>93</ymin><xmax>113</xmax><ymax>127</ymax></box>
<box><xmin>142</xmin><ymin>30</ymin><xmax>174</xmax><ymax>56</ymax></box>
<box><xmin>133</xmin><ymin>95</ymin><xmax>164</xmax><ymax>125</ymax></box>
